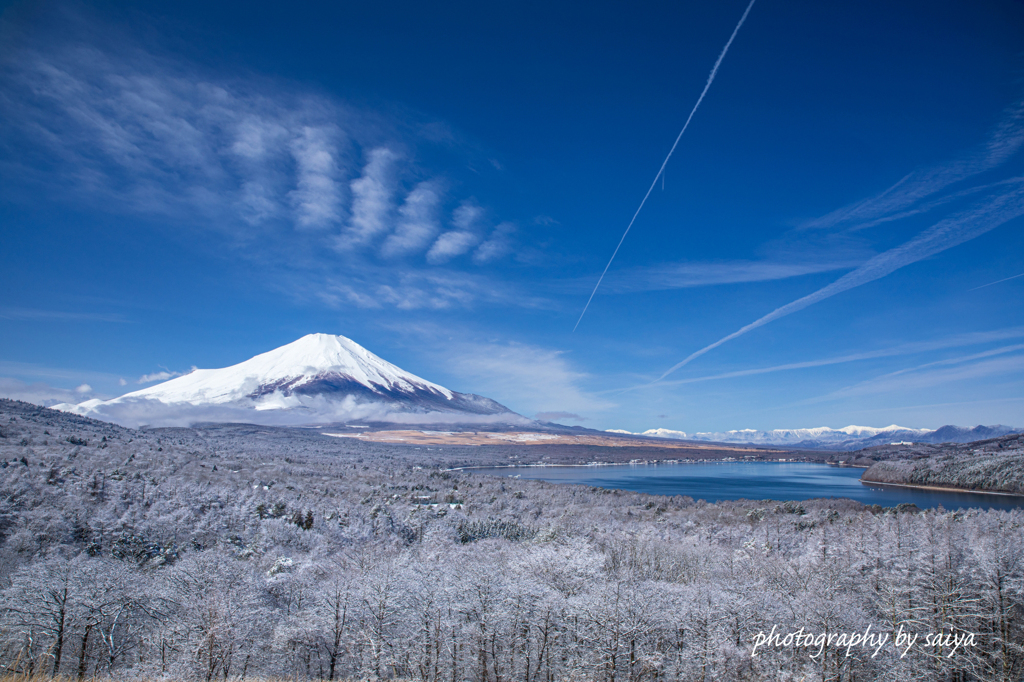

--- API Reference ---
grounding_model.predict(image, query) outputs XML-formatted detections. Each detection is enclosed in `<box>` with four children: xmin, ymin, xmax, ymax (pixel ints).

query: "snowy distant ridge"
<box><xmin>56</xmin><ymin>334</ymin><xmax>522</xmax><ymax>428</ymax></box>
<box><xmin>628</xmin><ymin>424</ymin><xmax>930</xmax><ymax>443</ymax></box>
<box><xmin>608</xmin><ymin>423</ymin><xmax>1022</xmax><ymax>450</ymax></box>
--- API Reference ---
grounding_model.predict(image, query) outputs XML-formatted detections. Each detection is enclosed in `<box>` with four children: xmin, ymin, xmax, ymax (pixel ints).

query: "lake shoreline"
<box><xmin>451</xmin><ymin>459</ymin><xmax>815</xmax><ymax>472</ymax></box>
<box><xmin>461</xmin><ymin>461</ymin><xmax>1024</xmax><ymax>510</ymax></box>
<box><xmin>860</xmin><ymin>479</ymin><xmax>1024</xmax><ymax>498</ymax></box>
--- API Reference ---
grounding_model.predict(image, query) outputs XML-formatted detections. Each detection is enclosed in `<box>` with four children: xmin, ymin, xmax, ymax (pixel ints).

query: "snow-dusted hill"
<box><xmin>609</xmin><ymin>424</ymin><xmax>1022</xmax><ymax>450</ymax></box>
<box><xmin>56</xmin><ymin>334</ymin><xmax>522</xmax><ymax>428</ymax></box>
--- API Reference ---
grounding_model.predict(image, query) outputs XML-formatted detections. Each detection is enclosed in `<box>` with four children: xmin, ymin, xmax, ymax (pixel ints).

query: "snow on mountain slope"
<box><xmin>56</xmin><ymin>334</ymin><xmax>523</xmax><ymax>428</ymax></box>
<box><xmin>127</xmin><ymin>333</ymin><xmax>455</xmax><ymax>404</ymax></box>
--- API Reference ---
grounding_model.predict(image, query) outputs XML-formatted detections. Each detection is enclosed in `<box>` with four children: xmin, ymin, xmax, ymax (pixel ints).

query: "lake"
<box><xmin>466</xmin><ymin>461</ymin><xmax>1024</xmax><ymax>510</ymax></box>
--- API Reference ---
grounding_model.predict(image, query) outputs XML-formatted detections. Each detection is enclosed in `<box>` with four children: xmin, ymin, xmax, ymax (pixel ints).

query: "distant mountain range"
<box><xmin>48</xmin><ymin>333</ymin><xmax>1023</xmax><ymax>444</ymax></box>
<box><xmin>56</xmin><ymin>334</ymin><xmax>523</xmax><ymax>428</ymax></box>
<box><xmin>607</xmin><ymin>424</ymin><xmax>1024</xmax><ymax>451</ymax></box>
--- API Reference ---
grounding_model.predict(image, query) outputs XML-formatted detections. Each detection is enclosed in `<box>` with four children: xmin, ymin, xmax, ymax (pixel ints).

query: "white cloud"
<box><xmin>427</xmin><ymin>231</ymin><xmax>479</xmax><ymax>264</ymax></box>
<box><xmin>802</xmin><ymin>99</ymin><xmax>1024</xmax><ymax>233</ymax></box>
<box><xmin>590</xmin><ymin>257</ymin><xmax>861</xmax><ymax>294</ymax></box>
<box><xmin>658</xmin><ymin>180</ymin><xmax>1024</xmax><ymax>381</ymax></box>
<box><xmin>451</xmin><ymin>201</ymin><xmax>483</xmax><ymax>231</ymax></box>
<box><xmin>230</xmin><ymin>115</ymin><xmax>289</xmax><ymax>224</ymax></box>
<box><xmin>0</xmin><ymin>20</ymin><xmax>542</xmax><ymax>313</ymax></box>
<box><xmin>620</xmin><ymin>327</ymin><xmax>1024</xmax><ymax>391</ymax></box>
<box><xmin>75</xmin><ymin>383</ymin><xmax>92</xmax><ymax>394</ymax></box>
<box><xmin>427</xmin><ymin>200</ymin><xmax>484</xmax><ymax>263</ymax></box>
<box><xmin>473</xmin><ymin>222</ymin><xmax>516</xmax><ymax>264</ymax></box>
<box><xmin>819</xmin><ymin>345</ymin><xmax>1024</xmax><ymax>401</ymax></box>
<box><xmin>0</xmin><ymin>360</ymin><xmax>121</xmax><ymax>386</ymax></box>
<box><xmin>138</xmin><ymin>371</ymin><xmax>182</xmax><ymax>384</ymax></box>
<box><xmin>231</xmin><ymin>115</ymin><xmax>283</xmax><ymax>160</ymax></box>
<box><xmin>0</xmin><ymin>307</ymin><xmax>126</xmax><ymax>322</ymax></box>
<box><xmin>58</xmin><ymin>396</ymin><xmax>531</xmax><ymax>429</ymax></box>
<box><xmin>436</xmin><ymin>341</ymin><xmax>614</xmax><ymax>416</ymax></box>
<box><xmin>0</xmin><ymin>378</ymin><xmax>94</xmax><ymax>406</ymax></box>
<box><xmin>3</xmin><ymin>43</ymin><xmax>342</xmax><ymax>228</ymax></box>
<box><xmin>289</xmin><ymin>126</ymin><xmax>345</xmax><ymax>229</ymax></box>
<box><xmin>335</xmin><ymin>147</ymin><xmax>399</xmax><ymax>249</ymax></box>
<box><xmin>536</xmin><ymin>411</ymin><xmax>587</xmax><ymax>422</ymax></box>
<box><xmin>380</xmin><ymin>181</ymin><xmax>442</xmax><ymax>257</ymax></box>
<box><xmin>314</xmin><ymin>269</ymin><xmax>547</xmax><ymax>311</ymax></box>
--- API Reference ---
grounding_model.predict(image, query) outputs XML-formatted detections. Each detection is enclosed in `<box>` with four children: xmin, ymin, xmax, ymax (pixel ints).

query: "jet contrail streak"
<box><xmin>969</xmin><ymin>271</ymin><xmax>1024</xmax><ymax>291</ymax></box>
<box><xmin>654</xmin><ymin>183</ymin><xmax>1024</xmax><ymax>382</ymax></box>
<box><xmin>573</xmin><ymin>0</ymin><xmax>758</xmax><ymax>332</ymax></box>
<box><xmin>602</xmin><ymin>326</ymin><xmax>1024</xmax><ymax>394</ymax></box>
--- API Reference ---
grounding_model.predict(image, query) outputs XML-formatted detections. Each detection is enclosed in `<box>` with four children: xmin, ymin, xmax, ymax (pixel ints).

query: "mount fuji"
<box><xmin>56</xmin><ymin>334</ymin><xmax>523</xmax><ymax>428</ymax></box>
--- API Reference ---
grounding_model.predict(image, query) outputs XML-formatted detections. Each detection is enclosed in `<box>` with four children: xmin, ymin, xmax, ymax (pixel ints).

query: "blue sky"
<box><xmin>1</xmin><ymin>0</ymin><xmax>1023</xmax><ymax>432</ymax></box>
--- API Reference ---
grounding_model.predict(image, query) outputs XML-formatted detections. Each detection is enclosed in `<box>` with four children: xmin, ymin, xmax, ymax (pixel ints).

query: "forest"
<box><xmin>1</xmin><ymin>399</ymin><xmax>1022</xmax><ymax>682</ymax></box>
<box><xmin>862</xmin><ymin>433</ymin><xmax>1024</xmax><ymax>495</ymax></box>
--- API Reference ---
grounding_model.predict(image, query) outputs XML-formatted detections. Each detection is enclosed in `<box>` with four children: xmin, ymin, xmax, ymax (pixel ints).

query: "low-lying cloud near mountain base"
<box><xmin>0</xmin><ymin>377</ymin><xmax>100</xmax><ymax>406</ymax></box>
<box><xmin>57</xmin><ymin>394</ymin><xmax>530</xmax><ymax>429</ymax></box>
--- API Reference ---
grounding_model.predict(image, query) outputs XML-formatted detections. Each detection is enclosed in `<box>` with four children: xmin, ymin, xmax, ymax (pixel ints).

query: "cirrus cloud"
<box><xmin>0</xmin><ymin>17</ymin><xmax>530</xmax><ymax>314</ymax></box>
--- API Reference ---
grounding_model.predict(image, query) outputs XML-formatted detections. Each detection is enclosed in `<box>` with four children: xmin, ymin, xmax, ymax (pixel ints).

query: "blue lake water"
<box><xmin>466</xmin><ymin>462</ymin><xmax>1024</xmax><ymax>511</ymax></box>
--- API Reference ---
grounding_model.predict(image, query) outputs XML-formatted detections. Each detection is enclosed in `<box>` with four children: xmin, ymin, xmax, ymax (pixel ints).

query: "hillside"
<box><xmin>2</xmin><ymin>399</ymin><xmax>1023</xmax><ymax>681</ymax></box>
<box><xmin>860</xmin><ymin>432</ymin><xmax>1024</xmax><ymax>495</ymax></box>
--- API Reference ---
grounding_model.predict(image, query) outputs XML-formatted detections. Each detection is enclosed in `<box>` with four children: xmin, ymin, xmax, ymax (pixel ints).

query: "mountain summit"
<box><xmin>57</xmin><ymin>334</ymin><xmax>519</xmax><ymax>428</ymax></box>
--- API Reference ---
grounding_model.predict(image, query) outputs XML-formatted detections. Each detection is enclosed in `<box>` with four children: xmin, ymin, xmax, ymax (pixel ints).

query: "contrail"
<box><xmin>969</xmin><ymin>271</ymin><xmax>1024</xmax><ymax>291</ymax></box>
<box><xmin>654</xmin><ymin>183</ymin><xmax>1024</xmax><ymax>382</ymax></box>
<box><xmin>603</xmin><ymin>326</ymin><xmax>1024</xmax><ymax>394</ymax></box>
<box><xmin>802</xmin><ymin>98</ymin><xmax>1024</xmax><ymax>233</ymax></box>
<box><xmin>817</xmin><ymin>343</ymin><xmax>1024</xmax><ymax>403</ymax></box>
<box><xmin>573</xmin><ymin>0</ymin><xmax>758</xmax><ymax>332</ymax></box>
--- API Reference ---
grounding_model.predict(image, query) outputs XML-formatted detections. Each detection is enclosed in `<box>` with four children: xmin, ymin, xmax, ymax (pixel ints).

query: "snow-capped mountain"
<box><xmin>56</xmin><ymin>334</ymin><xmax>522</xmax><ymax>428</ymax></box>
<box><xmin>608</xmin><ymin>424</ymin><xmax>1022</xmax><ymax>450</ymax></box>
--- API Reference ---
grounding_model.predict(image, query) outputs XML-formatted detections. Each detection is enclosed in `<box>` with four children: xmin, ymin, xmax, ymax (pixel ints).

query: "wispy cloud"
<box><xmin>580</xmin><ymin>257</ymin><xmax>861</xmax><ymax>294</ymax></box>
<box><xmin>1</xmin><ymin>379</ymin><xmax>78</xmax><ymax>405</ymax></box>
<box><xmin>0</xmin><ymin>307</ymin><xmax>127</xmax><ymax>322</ymax></box>
<box><xmin>289</xmin><ymin>126</ymin><xmax>346</xmax><ymax>229</ymax></box>
<box><xmin>137</xmin><ymin>370</ymin><xmax>183</xmax><ymax>384</ymax></box>
<box><xmin>1</xmin><ymin>19</ymin><xmax>526</xmax><ymax>312</ymax></box>
<box><xmin>657</xmin><ymin>180</ymin><xmax>1024</xmax><ymax>381</ymax></box>
<box><xmin>616</xmin><ymin>327</ymin><xmax>1024</xmax><ymax>391</ymax></box>
<box><xmin>802</xmin><ymin>99</ymin><xmax>1024</xmax><ymax>233</ymax></box>
<box><xmin>380</xmin><ymin>181</ymin><xmax>443</xmax><ymax>258</ymax></box>
<box><xmin>427</xmin><ymin>231</ymin><xmax>479</xmax><ymax>263</ymax></box>
<box><xmin>815</xmin><ymin>345</ymin><xmax>1024</xmax><ymax>402</ymax></box>
<box><xmin>0</xmin><ymin>360</ymin><xmax>122</xmax><ymax>385</ymax></box>
<box><xmin>0</xmin><ymin>377</ymin><xmax>104</xmax><ymax>406</ymax></box>
<box><xmin>335</xmin><ymin>147</ymin><xmax>399</xmax><ymax>249</ymax></box>
<box><xmin>427</xmin><ymin>201</ymin><xmax>485</xmax><ymax>264</ymax></box>
<box><xmin>536</xmin><ymin>411</ymin><xmax>587</xmax><ymax>422</ymax></box>
<box><xmin>440</xmin><ymin>341</ymin><xmax>615</xmax><ymax>416</ymax></box>
<box><xmin>473</xmin><ymin>222</ymin><xmax>516</xmax><ymax>264</ymax></box>
<box><xmin>311</xmin><ymin>269</ymin><xmax>551</xmax><ymax>312</ymax></box>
